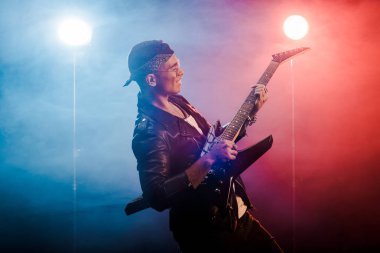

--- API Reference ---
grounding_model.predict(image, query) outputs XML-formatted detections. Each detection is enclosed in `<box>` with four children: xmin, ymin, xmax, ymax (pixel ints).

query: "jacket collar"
<box><xmin>136</xmin><ymin>92</ymin><xmax>209</xmax><ymax>137</ymax></box>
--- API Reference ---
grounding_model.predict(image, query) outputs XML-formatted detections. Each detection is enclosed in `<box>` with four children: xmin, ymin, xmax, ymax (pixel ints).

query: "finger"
<box><xmin>250</xmin><ymin>83</ymin><xmax>266</xmax><ymax>89</ymax></box>
<box><xmin>258</xmin><ymin>89</ymin><xmax>269</xmax><ymax>99</ymax></box>
<box><xmin>226</xmin><ymin>147</ymin><xmax>238</xmax><ymax>156</ymax></box>
<box><xmin>254</xmin><ymin>88</ymin><xmax>266</xmax><ymax>97</ymax></box>
<box><xmin>254</xmin><ymin>91</ymin><xmax>264</xmax><ymax>97</ymax></box>
<box><xmin>230</xmin><ymin>150</ymin><xmax>238</xmax><ymax>156</ymax></box>
<box><xmin>255</xmin><ymin>85</ymin><xmax>267</xmax><ymax>92</ymax></box>
<box><xmin>228</xmin><ymin>153</ymin><xmax>237</xmax><ymax>160</ymax></box>
<box><xmin>257</xmin><ymin>84</ymin><xmax>265</xmax><ymax>88</ymax></box>
<box><xmin>255</xmin><ymin>84</ymin><xmax>265</xmax><ymax>90</ymax></box>
<box><xmin>223</xmin><ymin>140</ymin><xmax>234</xmax><ymax>148</ymax></box>
<box><xmin>254</xmin><ymin>86</ymin><xmax>265</xmax><ymax>92</ymax></box>
<box><xmin>263</xmin><ymin>92</ymin><xmax>269</xmax><ymax>101</ymax></box>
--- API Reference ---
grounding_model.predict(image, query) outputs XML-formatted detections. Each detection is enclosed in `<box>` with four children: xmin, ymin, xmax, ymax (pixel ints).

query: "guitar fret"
<box><xmin>258</xmin><ymin>62</ymin><xmax>279</xmax><ymax>85</ymax></box>
<box><xmin>220</xmin><ymin>61</ymin><xmax>280</xmax><ymax>142</ymax></box>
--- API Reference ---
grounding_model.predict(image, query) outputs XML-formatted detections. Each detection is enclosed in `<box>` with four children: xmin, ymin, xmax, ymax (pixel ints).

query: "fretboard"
<box><xmin>220</xmin><ymin>61</ymin><xmax>280</xmax><ymax>141</ymax></box>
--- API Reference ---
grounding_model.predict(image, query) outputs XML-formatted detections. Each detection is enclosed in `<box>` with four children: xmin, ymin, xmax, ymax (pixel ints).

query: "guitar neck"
<box><xmin>220</xmin><ymin>61</ymin><xmax>280</xmax><ymax>142</ymax></box>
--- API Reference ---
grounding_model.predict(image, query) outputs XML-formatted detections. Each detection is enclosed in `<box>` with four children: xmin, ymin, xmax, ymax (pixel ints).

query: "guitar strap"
<box><xmin>226</xmin><ymin>177</ymin><xmax>239</xmax><ymax>232</ymax></box>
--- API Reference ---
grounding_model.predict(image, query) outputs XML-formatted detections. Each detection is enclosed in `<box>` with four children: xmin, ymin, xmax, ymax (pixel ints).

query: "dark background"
<box><xmin>1</xmin><ymin>0</ymin><xmax>379</xmax><ymax>252</ymax></box>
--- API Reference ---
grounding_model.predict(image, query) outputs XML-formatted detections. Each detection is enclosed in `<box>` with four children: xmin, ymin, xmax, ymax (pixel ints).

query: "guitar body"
<box><xmin>198</xmin><ymin>133</ymin><xmax>273</xmax><ymax>207</ymax></box>
<box><xmin>201</xmin><ymin>117</ymin><xmax>273</xmax><ymax>183</ymax></box>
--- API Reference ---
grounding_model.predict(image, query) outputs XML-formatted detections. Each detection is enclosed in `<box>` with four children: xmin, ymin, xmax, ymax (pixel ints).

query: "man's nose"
<box><xmin>178</xmin><ymin>67</ymin><xmax>184</xmax><ymax>77</ymax></box>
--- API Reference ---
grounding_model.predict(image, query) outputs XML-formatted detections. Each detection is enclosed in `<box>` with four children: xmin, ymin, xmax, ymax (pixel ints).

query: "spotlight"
<box><xmin>283</xmin><ymin>15</ymin><xmax>309</xmax><ymax>40</ymax></box>
<box><xmin>57</xmin><ymin>18</ymin><xmax>92</xmax><ymax>252</ymax></box>
<box><xmin>58</xmin><ymin>18</ymin><xmax>92</xmax><ymax>46</ymax></box>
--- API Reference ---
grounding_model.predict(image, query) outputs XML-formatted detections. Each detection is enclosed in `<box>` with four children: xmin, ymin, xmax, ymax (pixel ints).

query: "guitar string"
<box><xmin>220</xmin><ymin>61</ymin><xmax>279</xmax><ymax>141</ymax></box>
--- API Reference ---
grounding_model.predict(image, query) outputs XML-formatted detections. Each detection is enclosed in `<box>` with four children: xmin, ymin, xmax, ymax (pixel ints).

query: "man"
<box><xmin>125</xmin><ymin>40</ymin><xmax>284</xmax><ymax>252</ymax></box>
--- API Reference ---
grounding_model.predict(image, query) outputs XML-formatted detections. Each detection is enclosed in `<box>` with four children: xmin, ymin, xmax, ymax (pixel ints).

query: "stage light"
<box><xmin>57</xmin><ymin>18</ymin><xmax>92</xmax><ymax>252</ymax></box>
<box><xmin>283</xmin><ymin>15</ymin><xmax>309</xmax><ymax>40</ymax></box>
<box><xmin>58</xmin><ymin>18</ymin><xmax>92</xmax><ymax>46</ymax></box>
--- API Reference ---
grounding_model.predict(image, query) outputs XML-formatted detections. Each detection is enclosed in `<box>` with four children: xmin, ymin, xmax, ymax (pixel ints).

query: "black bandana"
<box><xmin>124</xmin><ymin>40</ymin><xmax>174</xmax><ymax>86</ymax></box>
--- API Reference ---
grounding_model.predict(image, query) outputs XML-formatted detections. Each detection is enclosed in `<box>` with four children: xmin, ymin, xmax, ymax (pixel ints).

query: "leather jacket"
<box><xmin>132</xmin><ymin>93</ymin><xmax>253</xmax><ymax>231</ymax></box>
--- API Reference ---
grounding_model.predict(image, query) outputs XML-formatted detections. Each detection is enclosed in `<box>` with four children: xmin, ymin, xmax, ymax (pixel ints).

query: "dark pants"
<box><xmin>172</xmin><ymin>211</ymin><xmax>284</xmax><ymax>253</ymax></box>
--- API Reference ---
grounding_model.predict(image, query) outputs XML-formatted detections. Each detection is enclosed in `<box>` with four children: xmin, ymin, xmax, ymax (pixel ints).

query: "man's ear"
<box><xmin>145</xmin><ymin>74</ymin><xmax>157</xmax><ymax>87</ymax></box>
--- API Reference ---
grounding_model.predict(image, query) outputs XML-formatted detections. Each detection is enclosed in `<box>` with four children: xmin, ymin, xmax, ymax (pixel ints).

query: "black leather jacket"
<box><xmin>132</xmin><ymin>93</ymin><xmax>253</xmax><ymax>231</ymax></box>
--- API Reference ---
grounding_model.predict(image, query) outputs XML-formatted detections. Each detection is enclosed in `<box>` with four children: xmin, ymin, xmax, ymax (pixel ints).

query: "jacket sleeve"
<box><xmin>132</xmin><ymin>129</ymin><xmax>190</xmax><ymax>212</ymax></box>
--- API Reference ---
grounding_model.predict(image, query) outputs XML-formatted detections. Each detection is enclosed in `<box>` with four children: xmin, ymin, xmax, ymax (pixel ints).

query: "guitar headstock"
<box><xmin>272</xmin><ymin>47</ymin><xmax>310</xmax><ymax>63</ymax></box>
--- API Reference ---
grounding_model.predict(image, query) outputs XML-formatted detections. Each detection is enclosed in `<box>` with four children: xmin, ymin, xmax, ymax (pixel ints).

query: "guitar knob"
<box><xmin>218</xmin><ymin>180</ymin><xmax>223</xmax><ymax>185</ymax></box>
<box><xmin>214</xmin><ymin>188</ymin><xmax>221</xmax><ymax>194</ymax></box>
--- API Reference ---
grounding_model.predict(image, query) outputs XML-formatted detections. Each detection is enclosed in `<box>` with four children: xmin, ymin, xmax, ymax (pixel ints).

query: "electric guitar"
<box><xmin>196</xmin><ymin>47</ymin><xmax>310</xmax><ymax>215</ymax></box>
<box><xmin>125</xmin><ymin>47</ymin><xmax>310</xmax><ymax>216</ymax></box>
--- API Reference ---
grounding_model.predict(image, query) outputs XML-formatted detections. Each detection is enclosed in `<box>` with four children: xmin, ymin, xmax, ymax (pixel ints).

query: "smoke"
<box><xmin>1</xmin><ymin>0</ymin><xmax>380</xmax><ymax>252</ymax></box>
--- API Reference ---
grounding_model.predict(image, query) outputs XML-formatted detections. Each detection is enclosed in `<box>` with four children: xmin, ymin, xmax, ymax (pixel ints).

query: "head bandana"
<box><xmin>124</xmin><ymin>40</ymin><xmax>174</xmax><ymax>86</ymax></box>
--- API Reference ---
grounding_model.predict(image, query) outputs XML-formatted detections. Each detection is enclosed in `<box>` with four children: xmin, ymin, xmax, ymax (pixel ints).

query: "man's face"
<box><xmin>154</xmin><ymin>54</ymin><xmax>184</xmax><ymax>96</ymax></box>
